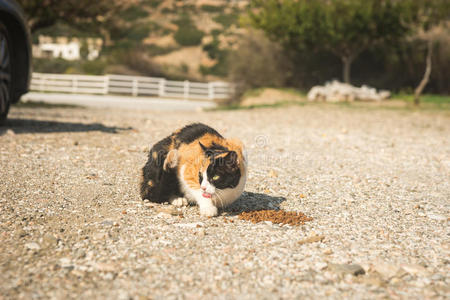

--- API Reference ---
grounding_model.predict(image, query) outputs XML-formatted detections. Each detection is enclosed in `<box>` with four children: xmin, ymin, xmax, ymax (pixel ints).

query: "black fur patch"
<box><xmin>207</xmin><ymin>151</ymin><xmax>241</xmax><ymax>189</ymax></box>
<box><xmin>140</xmin><ymin>136</ymin><xmax>182</xmax><ymax>203</ymax></box>
<box><xmin>174</xmin><ymin>123</ymin><xmax>223</xmax><ymax>147</ymax></box>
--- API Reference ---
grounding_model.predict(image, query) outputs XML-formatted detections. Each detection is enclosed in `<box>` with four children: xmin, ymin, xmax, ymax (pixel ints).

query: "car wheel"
<box><xmin>0</xmin><ymin>22</ymin><xmax>12</xmax><ymax>124</ymax></box>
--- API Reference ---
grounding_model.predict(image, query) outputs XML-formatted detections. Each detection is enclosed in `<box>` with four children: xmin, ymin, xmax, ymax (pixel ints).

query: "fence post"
<box><xmin>104</xmin><ymin>76</ymin><xmax>109</xmax><ymax>95</ymax></box>
<box><xmin>72</xmin><ymin>77</ymin><xmax>78</xmax><ymax>94</ymax></box>
<box><xmin>159</xmin><ymin>79</ymin><xmax>165</xmax><ymax>97</ymax></box>
<box><xmin>132</xmin><ymin>78</ymin><xmax>138</xmax><ymax>97</ymax></box>
<box><xmin>208</xmin><ymin>82</ymin><xmax>214</xmax><ymax>100</ymax></box>
<box><xmin>184</xmin><ymin>80</ymin><xmax>189</xmax><ymax>100</ymax></box>
<box><xmin>227</xmin><ymin>83</ymin><xmax>234</xmax><ymax>99</ymax></box>
<box><xmin>39</xmin><ymin>74</ymin><xmax>44</xmax><ymax>92</ymax></box>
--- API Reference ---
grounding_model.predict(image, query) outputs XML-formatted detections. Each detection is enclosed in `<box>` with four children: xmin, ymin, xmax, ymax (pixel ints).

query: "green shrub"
<box><xmin>126</xmin><ymin>24</ymin><xmax>152</xmax><ymax>42</ymax></box>
<box><xmin>200</xmin><ymin>49</ymin><xmax>230</xmax><ymax>77</ymax></box>
<box><xmin>180</xmin><ymin>63</ymin><xmax>189</xmax><ymax>73</ymax></box>
<box><xmin>203</xmin><ymin>37</ymin><xmax>221</xmax><ymax>59</ymax></box>
<box><xmin>173</xmin><ymin>15</ymin><xmax>204</xmax><ymax>46</ymax></box>
<box><xmin>142</xmin><ymin>0</ymin><xmax>163</xmax><ymax>8</ymax></box>
<box><xmin>81</xmin><ymin>60</ymin><xmax>107</xmax><ymax>75</ymax></box>
<box><xmin>32</xmin><ymin>58</ymin><xmax>76</xmax><ymax>74</ymax></box>
<box><xmin>182</xmin><ymin>5</ymin><xmax>197</xmax><ymax>12</ymax></box>
<box><xmin>210</xmin><ymin>29</ymin><xmax>222</xmax><ymax>37</ymax></box>
<box><xmin>119</xmin><ymin>50</ymin><xmax>165</xmax><ymax>77</ymax></box>
<box><xmin>200</xmin><ymin>5</ymin><xmax>225</xmax><ymax>13</ymax></box>
<box><xmin>173</xmin><ymin>13</ymin><xmax>193</xmax><ymax>27</ymax></box>
<box><xmin>161</xmin><ymin>7</ymin><xmax>174</xmax><ymax>14</ymax></box>
<box><xmin>122</xmin><ymin>6</ymin><xmax>149</xmax><ymax>22</ymax></box>
<box><xmin>174</xmin><ymin>27</ymin><xmax>204</xmax><ymax>46</ymax></box>
<box><xmin>146</xmin><ymin>44</ymin><xmax>179</xmax><ymax>56</ymax></box>
<box><xmin>213</xmin><ymin>13</ymin><xmax>239</xmax><ymax>28</ymax></box>
<box><xmin>228</xmin><ymin>31</ymin><xmax>291</xmax><ymax>97</ymax></box>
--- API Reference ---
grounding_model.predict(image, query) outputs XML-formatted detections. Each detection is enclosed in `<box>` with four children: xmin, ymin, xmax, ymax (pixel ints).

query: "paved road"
<box><xmin>22</xmin><ymin>92</ymin><xmax>217</xmax><ymax>111</ymax></box>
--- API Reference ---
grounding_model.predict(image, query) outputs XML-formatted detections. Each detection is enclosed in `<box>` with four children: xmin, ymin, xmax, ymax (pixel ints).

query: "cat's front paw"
<box><xmin>171</xmin><ymin>197</ymin><xmax>188</xmax><ymax>207</ymax></box>
<box><xmin>199</xmin><ymin>205</ymin><xmax>218</xmax><ymax>217</ymax></box>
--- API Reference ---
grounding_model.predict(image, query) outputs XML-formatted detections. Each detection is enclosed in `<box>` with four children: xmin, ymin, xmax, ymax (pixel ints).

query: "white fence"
<box><xmin>30</xmin><ymin>73</ymin><xmax>233</xmax><ymax>100</ymax></box>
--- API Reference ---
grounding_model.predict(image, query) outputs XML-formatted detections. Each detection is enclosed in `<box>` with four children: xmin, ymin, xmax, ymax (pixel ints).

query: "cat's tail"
<box><xmin>140</xmin><ymin>148</ymin><xmax>165</xmax><ymax>202</ymax></box>
<box><xmin>140</xmin><ymin>146</ymin><xmax>182</xmax><ymax>203</ymax></box>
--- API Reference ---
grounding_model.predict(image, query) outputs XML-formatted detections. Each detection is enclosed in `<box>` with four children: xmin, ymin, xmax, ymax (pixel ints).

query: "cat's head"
<box><xmin>198</xmin><ymin>142</ymin><xmax>241</xmax><ymax>197</ymax></box>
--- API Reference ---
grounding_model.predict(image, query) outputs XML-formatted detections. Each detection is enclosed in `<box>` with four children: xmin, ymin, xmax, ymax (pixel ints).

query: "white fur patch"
<box><xmin>178</xmin><ymin>159</ymin><xmax>247</xmax><ymax>216</ymax></box>
<box><xmin>212</xmin><ymin>164</ymin><xmax>247</xmax><ymax>208</ymax></box>
<box><xmin>170</xmin><ymin>197</ymin><xmax>188</xmax><ymax>207</ymax></box>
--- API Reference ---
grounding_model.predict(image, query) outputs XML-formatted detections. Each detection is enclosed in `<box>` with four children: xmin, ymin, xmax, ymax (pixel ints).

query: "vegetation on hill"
<box><xmin>18</xmin><ymin>0</ymin><xmax>450</xmax><ymax>101</ymax></box>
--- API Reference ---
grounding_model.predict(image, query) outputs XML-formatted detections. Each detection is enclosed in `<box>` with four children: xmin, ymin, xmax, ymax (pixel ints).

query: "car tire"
<box><xmin>0</xmin><ymin>21</ymin><xmax>12</xmax><ymax>124</ymax></box>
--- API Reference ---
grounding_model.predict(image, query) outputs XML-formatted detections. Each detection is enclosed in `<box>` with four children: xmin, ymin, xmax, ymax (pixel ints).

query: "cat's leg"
<box><xmin>191</xmin><ymin>190</ymin><xmax>218</xmax><ymax>217</ymax></box>
<box><xmin>170</xmin><ymin>197</ymin><xmax>188</xmax><ymax>207</ymax></box>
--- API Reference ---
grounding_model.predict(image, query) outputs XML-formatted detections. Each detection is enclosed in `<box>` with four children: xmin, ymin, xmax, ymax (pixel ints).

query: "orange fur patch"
<box><xmin>175</xmin><ymin>132</ymin><xmax>245</xmax><ymax>189</ymax></box>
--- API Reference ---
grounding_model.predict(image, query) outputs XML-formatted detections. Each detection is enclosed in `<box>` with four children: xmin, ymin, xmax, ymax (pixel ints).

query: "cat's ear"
<box><xmin>224</xmin><ymin>151</ymin><xmax>238</xmax><ymax>167</ymax></box>
<box><xmin>199</xmin><ymin>142</ymin><xmax>214</xmax><ymax>158</ymax></box>
<box><xmin>163</xmin><ymin>149</ymin><xmax>178</xmax><ymax>171</ymax></box>
<box><xmin>199</xmin><ymin>142</ymin><xmax>208</xmax><ymax>152</ymax></box>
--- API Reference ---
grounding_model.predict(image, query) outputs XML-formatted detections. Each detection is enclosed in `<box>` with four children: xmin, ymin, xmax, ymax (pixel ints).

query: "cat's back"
<box><xmin>173</xmin><ymin>123</ymin><xmax>223</xmax><ymax>146</ymax></box>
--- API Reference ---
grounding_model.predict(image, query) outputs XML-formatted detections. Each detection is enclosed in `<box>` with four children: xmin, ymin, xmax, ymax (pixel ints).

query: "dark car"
<box><xmin>0</xmin><ymin>0</ymin><xmax>31</xmax><ymax>123</ymax></box>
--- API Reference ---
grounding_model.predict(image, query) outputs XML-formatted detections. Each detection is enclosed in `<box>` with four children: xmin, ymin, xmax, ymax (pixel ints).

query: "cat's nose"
<box><xmin>201</xmin><ymin>186</ymin><xmax>206</xmax><ymax>191</ymax></box>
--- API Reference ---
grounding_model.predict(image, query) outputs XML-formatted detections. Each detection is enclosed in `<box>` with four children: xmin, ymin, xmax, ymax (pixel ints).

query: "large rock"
<box><xmin>307</xmin><ymin>81</ymin><xmax>390</xmax><ymax>102</ymax></box>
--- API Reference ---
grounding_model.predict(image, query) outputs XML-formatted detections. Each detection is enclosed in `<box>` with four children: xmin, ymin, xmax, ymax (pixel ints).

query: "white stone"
<box><xmin>307</xmin><ymin>80</ymin><xmax>390</xmax><ymax>102</ymax></box>
<box><xmin>174</xmin><ymin>222</ymin><xmax>205</xmax><ymax>229</ymax></box>
<box><xmin>427</xmin><ymin>213</ymin><xmax>447</xmax><ymax>221</ymax></box>
<box><xmin>25</xmin><ymin>242</ymin><xmax>40</xmax><ymax>250</ymax></box>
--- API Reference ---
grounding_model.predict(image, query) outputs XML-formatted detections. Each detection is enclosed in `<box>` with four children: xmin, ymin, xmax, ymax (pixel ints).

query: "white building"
<box><xmin>32</xmin><ymin>36</ymin><xmax>103</xmax><ymax>61</ymax></box>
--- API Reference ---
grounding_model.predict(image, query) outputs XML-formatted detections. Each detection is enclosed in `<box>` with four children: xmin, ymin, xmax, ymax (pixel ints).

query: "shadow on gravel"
<box><xmin>224</xmin><ymin>191</ymin><xmax>286</xmax><ymax>215</ymax></box>
<box><xmin>1</xmin><ymin>119</ymin><xmax>133</xmax><ymax>134</ymax></box>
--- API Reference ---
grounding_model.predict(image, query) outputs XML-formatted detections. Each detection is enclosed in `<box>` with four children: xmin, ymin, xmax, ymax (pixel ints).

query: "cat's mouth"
<box><xmin>202</xmin><ymin>192</ymin><xmax>212</xmax><ymax>198</ymax></box>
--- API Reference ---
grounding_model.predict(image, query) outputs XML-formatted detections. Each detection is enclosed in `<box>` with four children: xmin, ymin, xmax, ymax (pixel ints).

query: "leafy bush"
<box><xmin>122</xmin><ymin>6</ymin><xmax>149</xmax><ymax>22</ymax></box>
<box><xmin>173</xmin><ymin>14</ymin><xmax>204</xmax><ymax>46</ymax></box>
<box><xmin>200</xmin><ymin>37</ymin><xmax>230</xmax><ymax>77</ymax></box>
<box><xmin>199</xmin><ymin>52</ymin><xmax>229</xmax><ymax>77</ymax></box>
<box><xmin>127</xmin><ymin>24</ymin><xmax>152</xmax><ymax>42</ymax></box>
<box><xmin>228</xmin><ymin>31</ymin><xmax>291</xmax><ymax>99</ymax></box>
<box><xmin>32</xmin><ymin>58</ymin><xmax>75</xmax><ymax>74</ymax></box>
<box><xmin>119</xmin><ymin>50</ymin><xmax>165</xmax><ymax>77</ymax></box>
<box><xmin>200</xmin><ymin>5</ymin><xmax>225</xmax><ymax>13</ymax></box>
<box><xmin>173</xmin><ymin>13</ymin><xmax>193</xmax><ymax>27</ymax></box>
<box><xmin>174</xmin><ymin>27</ymin><xmax>204</xmax><ymax>46</ymax></box>
<box><xmin>32</xmin><ymin>57</ymin><xmax>107</xmax><ymax>75</ymax></box>
<box><xmin>161</xmin><ymin>7</ymin><xmax>174</xmax><ymax>14</ymax></box>
<box><xmin>210</xmin><ymin>29</ymin><xmax>222</xmax><ymax>37</ymax></box>
<box><xmin>142</xmin><ymin>0</ymin><xmax>163</xmax><ymax>8</ymax></box>
<box><xmin>203</xmin><ymin>38</ymin><xmax>221</xmax><ymax>59</ymax></box>
<box><xmin>146</xmin><ymin>44</ymin><xmax>179</xmax><ymax>56</ymax></box>
<box><xmin>213</xmin><ymin>13</ymin><xmax>239</xmax><ymax>28</ymax></box>
<box><xmin>81</xmin><ymin>60</ymin><xmax>107</xmax><ymax>75</ymax></box>
<box><xmin>147</xmin><ymin>21</ymin><xmax>171</xmax><ymax>35</ymax></box>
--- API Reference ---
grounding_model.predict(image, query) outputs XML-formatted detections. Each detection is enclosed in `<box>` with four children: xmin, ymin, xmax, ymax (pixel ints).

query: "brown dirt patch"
<box><xmin>240</xmin><ymin>88</ymin><xmax>305</xmax><ymax>107</ymax></box>
<box><xmin>238</xmin><ymin>210</ymin><xmax>313</xmax><ymax>226</ymax></box>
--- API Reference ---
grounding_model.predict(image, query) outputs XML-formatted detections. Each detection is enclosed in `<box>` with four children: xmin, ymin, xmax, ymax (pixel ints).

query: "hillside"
<box><xmin>32</xmin><ymin>0</ymin><xmax>251</xmax><ymax>81</ymax></box>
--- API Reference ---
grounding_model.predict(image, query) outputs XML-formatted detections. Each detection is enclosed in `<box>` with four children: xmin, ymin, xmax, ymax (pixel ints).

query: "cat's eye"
<box><xmin>212</xmin><ymin>175</ymin><xmax>220</xmax><ymax>181</ymax></box>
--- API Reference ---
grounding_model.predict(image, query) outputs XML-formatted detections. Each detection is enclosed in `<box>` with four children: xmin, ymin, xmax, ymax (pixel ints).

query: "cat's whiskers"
<box><xmin>215</xmin><ymin>189</ymin><xmax>226</xmax><ymax>208</ymax></box>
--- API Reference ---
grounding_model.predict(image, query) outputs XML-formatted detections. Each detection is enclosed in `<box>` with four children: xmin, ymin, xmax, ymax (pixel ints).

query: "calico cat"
<box><xmin>140</xmin><ymin>123</ymin><xmax>247</xmax><ymax>216</ymax></box>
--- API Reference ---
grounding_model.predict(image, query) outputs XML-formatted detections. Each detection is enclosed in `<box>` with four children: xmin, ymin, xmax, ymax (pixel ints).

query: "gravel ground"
<box><xmin>1</xmin><ymin>104</ymin><xmax>449</xmax><ymax>299</ymax></box>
